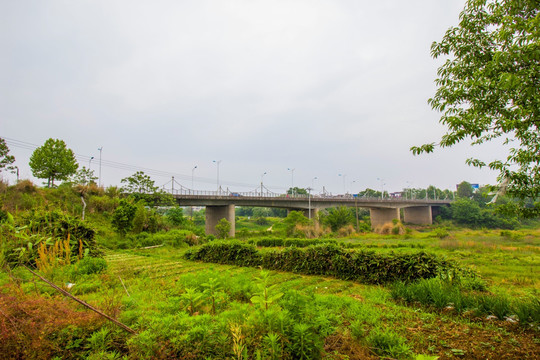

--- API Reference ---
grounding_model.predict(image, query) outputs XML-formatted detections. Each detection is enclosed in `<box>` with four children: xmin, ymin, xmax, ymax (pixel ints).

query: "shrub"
<box><xmin>366</xmin><ymin>327</ymin><xmax>411</xmax><ymax>359</ymax></box>
<box><xmin>186</xmin><ymin>242</ymin><xmax>459</xmax><ymax>285</ymax></box>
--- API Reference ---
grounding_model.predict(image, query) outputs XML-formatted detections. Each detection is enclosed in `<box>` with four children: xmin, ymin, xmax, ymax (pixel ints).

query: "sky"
<box><xmin>0</xmin><ymin>0</ymin><xmax>505</xmax><ymax>195</ymax></box>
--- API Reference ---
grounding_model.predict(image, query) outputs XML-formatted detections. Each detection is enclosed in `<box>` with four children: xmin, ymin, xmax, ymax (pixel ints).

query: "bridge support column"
<box><xmin>205</xmin><ymin>205</ymin><xmax>235</xmax><ymax>237</ymax></box>
<box><xmin>370</xmin><ymin>208</ymin><xmax>400</xmax><ymax>229</ymax></box>
<box><xmin>301</xmin><ymin>208</ymin><xmax>319</xmax><ymax>221</ymax></box>
<box><xmin>403</xmin><ymin>206</ymin><xmax>432</xmax><ymax>225</ymax></box>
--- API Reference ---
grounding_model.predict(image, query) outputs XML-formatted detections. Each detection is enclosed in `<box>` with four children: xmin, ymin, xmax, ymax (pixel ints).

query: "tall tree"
<box><xmin>411</xmin><ymin>0</ymin><xmax>539</xmax><ymax>213</ymax></box>
<box><xmin>0</xmin><ymin>138</ymin><xmax>16</xmax><ymax>174</ymax></box>
<box><xmin>121</xmin><ymin>171</ymin><xmax>158</xmax><ymax>194</ymax></box>
<box><xmin>29</xmin><ymin>138</ymin><xmax>78</xmax><ymax>187</ymax></box>
<box><xmin>457</xmin><ymin>181</ymin><xmax>474</xmax><ymax>198</ymax></box>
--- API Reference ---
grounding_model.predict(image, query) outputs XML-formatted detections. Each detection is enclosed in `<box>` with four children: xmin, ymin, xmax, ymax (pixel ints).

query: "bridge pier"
<box><xmin>301</xmin><ymin>208</ymin><xmax>319</xmax><ymax>221</ymax></box>
<box><xmin>403</xmin><ymin>206</ymin><xmax>432</xmax><ymax>225</ymax></box>
<box><xmin>205</xmin><ymin>205</ymin><xmax>235</xmax><ymax>237</ymax></box>
<box><xmin>369</xmin><ymin>208</ymin><xmax>400</xmax><ymax>229</ymax></box>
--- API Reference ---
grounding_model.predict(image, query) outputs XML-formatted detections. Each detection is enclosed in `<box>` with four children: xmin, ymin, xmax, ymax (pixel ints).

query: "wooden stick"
<box><xmin>118</xmin><ymin>275</ymin><xmax>130</xmax><ymax>297</ymax></box>
<box><xmin>23</xmin><ymin>266</ymin><xmax>136</xmax><ymax>334</ymax></box>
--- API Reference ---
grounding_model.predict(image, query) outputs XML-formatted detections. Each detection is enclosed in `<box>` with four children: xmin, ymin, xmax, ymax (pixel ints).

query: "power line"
<box><xmin>2</xmin><ymin>136</ymin><xmax>289</xmax><ymax>190</ymax></box>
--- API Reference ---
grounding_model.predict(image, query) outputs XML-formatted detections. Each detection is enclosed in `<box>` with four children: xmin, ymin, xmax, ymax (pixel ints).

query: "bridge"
<box><xmin>164</xmin><ymin>185</ymin><xmax>451</xmax><ymax>237</ymax></box>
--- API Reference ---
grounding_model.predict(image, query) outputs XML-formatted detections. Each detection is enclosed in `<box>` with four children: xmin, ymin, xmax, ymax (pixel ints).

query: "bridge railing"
<box><xmin>163</xmin><ymin>189</ymin><xmax>451</xmax><ymax>203</ymax></box>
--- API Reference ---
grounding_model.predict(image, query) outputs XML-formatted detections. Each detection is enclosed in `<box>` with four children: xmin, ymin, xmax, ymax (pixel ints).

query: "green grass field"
<box><xmin>1</xmin><ymin>228</ymin><xmax>539</xmax><ymax>359</ymax></box>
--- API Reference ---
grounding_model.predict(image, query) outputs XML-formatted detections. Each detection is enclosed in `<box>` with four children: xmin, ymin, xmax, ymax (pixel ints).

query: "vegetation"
<box><xmin>0</xmin><ymin>137</ymin><xmax>16</xmax><ymax>174</ymax></box>
<box><xmin>411</xmin><ymin>0</ymin><xmax>540</xmax><ymax>214</ymax></box>
<box><xmin>0</xmin><ymin>145</ymin><xmax>539</xmax><ymax>358</ymax></box>
<box><xmin>29</xmin><ymin>138</ymin><xmax>78</xmax><ymax>187</ymax></box>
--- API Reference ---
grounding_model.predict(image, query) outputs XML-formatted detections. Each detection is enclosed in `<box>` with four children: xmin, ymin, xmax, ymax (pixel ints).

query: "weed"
<box><xmin>365</xmin><ymin>327</ymin><xmax>412</xmax><ymax>359</ymax></box>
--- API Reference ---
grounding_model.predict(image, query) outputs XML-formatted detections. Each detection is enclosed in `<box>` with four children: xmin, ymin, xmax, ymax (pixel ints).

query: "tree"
<box><xmin>71</xmin><ymin>166</ymin><xmax>97</xmax><ymax>186</ymax></box>
<box><xmin>29</xmin><ymin>138</ymin><xmax>78</xmax><ymax>187</ymax></box>
<box><xmin>287</xmin><ymin>187</ymin><xmax>308</xmax><ymax>196</ymax></box>
<box><xmin>0</xmin><ymin>138</ymin><xmax>16</xmax><ymax>174</ymax></box>
<box><xmin>111</xmin><ymin>199</ymin><xmax>137</xmax><ymax>236</ymax></box>
<box><xmin>215</xmin><ymin>218</ymin><xmax>231</xmax><ymax>239</ymax></box>
<box><xmin>282</xmin><ymin>210</ymin><xmax>311</xmax><ymax>236</ymax></box>
<box><xmin>323</xmin><ymin>207</ymin><xmax>354</xmax><ymax>232</ymax></box>
<box><xmin>121</xmin><ymin>171</ymin><xmax>158</xmax><ymax>194</ymax></box>
<box><xmin>457</xmin><ymin>181</ymin><xmax>474</xmax><ymax>198</ymax></box>
<box><xmin>121</xmin><ymin>171</ymin><xmax>174</xmax><ymax>206</ymax></box>
<box><xmin>166</xmin><ymin>206</ymin><xmax>186</xmax><ymax>226</ymax></box>
<box><xmin>411</xmin><ymin>0</ymin><xmax>539</xmax><ymax>211</ymax></box>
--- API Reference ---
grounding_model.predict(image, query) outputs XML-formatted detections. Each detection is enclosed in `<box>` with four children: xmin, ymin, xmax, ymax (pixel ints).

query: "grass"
<box><xmin>1</xmin><ymin>228</ymin><xmax>539</xmax><ymax>359</ymax></box>
<box><xmin>340</xmin><ymin>228</ymin><xmax>540</xmax><ymax>296</ymax></box>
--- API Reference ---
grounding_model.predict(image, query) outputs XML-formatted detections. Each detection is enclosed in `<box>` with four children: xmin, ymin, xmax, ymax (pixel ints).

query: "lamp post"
<box><xmin>213</xmin><ymin>160</ymin><xmax>221</xmax><ymax>194</ymax></box>
<box><xmin>88</xmin><ymin>156</ymin><xmax>94</xmax><ymax>170</ymax></box>
<box><xmin>377</xmin><ymin>177</ymin><xmax>385</xmax><ymax>199</ymax></box>
<box><xmin>406</xmin><ymin>181</ymin><xmax>412</xmax><ymax>200</ymax></box>
<box><xmin>191</xmin><ymin>165</ymin><xmax>197</xmax><ymax>195</ymax></box>
<box><xmin>97</xmin><ymin>147</ymin><xmax>103</xmax><ymax>187</ymax></box>
<box><xmin>260</xmin><ymin>172</ymin><xmax>267</xmax><ymax>195</ymax></box>
<box><xmin>307</xmin><ymin>177</ymin><xmax>318</xmax><ymax>221</ymax></box>
<box><xmin>287</xmin><ymin>168</ymin><xmax>295</xmax><ymax>195</ymax></box>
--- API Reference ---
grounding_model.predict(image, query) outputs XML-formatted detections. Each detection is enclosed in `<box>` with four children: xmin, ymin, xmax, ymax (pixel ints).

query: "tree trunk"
<box><xmin>81</xmin><ymin>195</ymin><xmax>87</xmax><ymax>220</ymax></box>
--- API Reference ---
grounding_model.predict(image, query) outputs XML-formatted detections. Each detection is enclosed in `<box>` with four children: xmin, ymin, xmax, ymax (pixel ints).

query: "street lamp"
<box><xmin>191</xmin><ymin>165</ymin><xmax>197</xmax><ymax>195</ymax></box>
<box><xmin>213</xmin><ymin>160</ymin><xmax>222</xmax><ymax>194</ymax></box>
<box><xmin>377</xmin><ymin>177</ymin><xmax>385</xmax><ymax>199</ymax></box>
<box><xmin>88</xmin><ymin>156</ymin><xmax>94</xmax><ymax>170</ymax></box>
<box><xmin>406</xmin><ymin>181</ymin><xmax>412</xmax><ymax>200</ymax></box>
<box><xmin>97</xmin><ymin>147</ymin><xmax>103</xmax><ymax>187</ymax></box>
<box><xmin>261</xmin><ymin>172</ymin><xmax>267</xmax><ymax>195</ymax></box>
<box><xmin>306</xmin><ymin>177</ymin><xmax>318</xmax><ymax>221</ymax></box>
<box><xmin>287</xmin><ymin>168</ymin><xmax>295</xmax><ymax>195</ymax></box>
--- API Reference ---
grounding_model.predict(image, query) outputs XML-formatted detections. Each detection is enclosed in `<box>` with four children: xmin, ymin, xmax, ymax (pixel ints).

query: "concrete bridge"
<box><xmin>169</xmin><ymin>189</ymin><xmax>451</xmax><ymax>237</ymax></box>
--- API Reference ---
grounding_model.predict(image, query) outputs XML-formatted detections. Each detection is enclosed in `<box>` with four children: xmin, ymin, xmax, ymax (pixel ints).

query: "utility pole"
<box><xmin>213</xmin><ymin>160</ymin><xmax>221</xmax><ymax>194</ymax></box>
<box><xmin>261</xmin><ymin>172</ymin><xmax>267</xmax><ymax>196</ymax></box>
<box><xmin>307</xmin><ymin>187</ymin><xmax>312</xmax><ymax>220</ymax></box>
<box><xmin>288</xmin><ymin>168</ymin><xmax>295</xmax><ymax>195</ymax></box>
<box><xmin>171</xmin><ymin>176</ymin><xmax>174</xmax><ymax>194</ymax></box>
<box><xmin>98</xmin><ymin>147</ymin><xmax>103</xmax><ymax>187</ymax></box>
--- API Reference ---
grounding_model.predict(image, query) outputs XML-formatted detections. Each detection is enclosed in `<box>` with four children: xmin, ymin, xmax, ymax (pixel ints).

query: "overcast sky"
<box><xmin>0</xmin><ymin>0</ymin><xmax>505</xmax><ymax>194</ymax></box>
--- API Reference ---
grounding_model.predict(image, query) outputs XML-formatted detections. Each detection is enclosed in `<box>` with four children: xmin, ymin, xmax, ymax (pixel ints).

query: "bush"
<box><xmin>366</xmin><ymin>327</ymin><xmax>411</xmax><ymax>359</ymax></box>
<box><xmin>72</xmin><ymin>256</ymin><xmax>108</xmax><ymax>276</ymax></box>
<box><xmin>186</xmin><ymin>241</ymin><xmax>459</xmax><ymax>285</ymax></box>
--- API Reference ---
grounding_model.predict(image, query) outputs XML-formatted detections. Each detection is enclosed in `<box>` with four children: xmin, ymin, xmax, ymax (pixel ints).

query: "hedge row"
<box><xmin>246</xmin><ymin>237</ymin><xmax>337</xmax><ymax>248</ymax></box>
<box><xmin>184</xmin><ymin>241</ymin><xmax>460</xmax><ymax>284</ymax></box>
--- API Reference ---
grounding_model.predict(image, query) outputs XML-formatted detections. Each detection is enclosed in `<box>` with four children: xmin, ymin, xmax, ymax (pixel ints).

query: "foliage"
<box><xmin>71</xmin><ymin>256</ymin><xmax>108</xmax><ymax>276</ymax></box>
<box><xmin>165</xmin><ymin>206</ymin><xmax>186</xmax><ymax>226</ymax></box>
<box><xmin>29</xmin><ymin>138</ymin><xmax>78</xmax><ymax>187</ymax></box>
<box><xmin>250</xmin><ymin>270</ymin><xmax>284</xmax><ymax>311</ymax></box>
<box><xmin>0</xmin><ymin>209</ymin><xmax>102</xmax><ymax>267</ymax></box>
<box><xmin>451</xmin><ymin>198</ymin><xmax>519</xmax><ymax>229</ymax></box>
<box><xmin>282</xmin><ymin>211</ymin><xmax>311</xmax><ymax>236</ymax></box>
<box><xmin>287</xmin><ymin>187</ymin><xmax>308</xmax><ymax>196</ymax></box>
<box><xmin>322</xmin><ymin>207</ymin><xmax>354</xmax><ymax>232</ymax></box>
<box><xmin>247</xmin><ymin>237</ymin><xmax>338</xmax><ymax>248</ymax></box>
<box><xmin>215</xmin><ymin>218</ymin><xmax>231</xmax><ymax>239</ymax></box>
<box><xmin>120</xmin><ymin>171</ymin><xmax>174</xmax><ymax>206</ymax></box>
<box><xmin>411</xmin><ymin>0</ymin><xmax>540</xmax><ymax>211</ymax></box>
<box><xmin>71</xmin><ymin>166</ymin><xmax>98</xmax><ymax>186</ymax></box>
<box><xmin>186</xmin><ymin>241</ymin><xmax>461</xmax><ymax>285</ymax></box>
<box><xmin>391</xmin><ymin>276</ymin><xmax>540</xmax><ymax>327</ymax></box>
<box><xmin>111</xmin><ymin>199</ymin><xmax>137</xmax><ymax>236</ymax></box>
<box><xmin>456</xmin><ymin>181</ymin><xmax>474</xmax><ymax>198</ymax></box>
<box><xmin>0</xmin><ymin>283</ymin><xmax>103</xmax><ymax>359</ymax></box>
<box><xmin>0</xmin><ymin>137</ymin><xmax>16</xmax><ymax>174</ymax></box>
